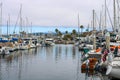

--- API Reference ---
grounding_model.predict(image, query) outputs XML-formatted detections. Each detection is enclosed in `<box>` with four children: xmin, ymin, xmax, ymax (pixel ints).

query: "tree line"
<box><xmin>55</xmin><ymin>25</ymin><xmax>88</xmax><ymax>40</ymax></box>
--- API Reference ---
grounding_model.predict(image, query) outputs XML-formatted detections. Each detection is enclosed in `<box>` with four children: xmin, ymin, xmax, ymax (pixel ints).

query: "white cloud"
<box><xmin>0</xmin><ymin>0</ymin><xmax>113</xmax><ymax>27</ymax></box>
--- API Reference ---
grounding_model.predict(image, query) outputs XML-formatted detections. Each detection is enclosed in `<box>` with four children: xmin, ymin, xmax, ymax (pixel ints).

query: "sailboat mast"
<box><xmin>114</xmin><ymin>0</ymin><xmax>116</xmax><ymax>32</ymax></box>
<box><xmin>99</xmin><ymin>11</ymin><xmax>102</xmax><ymax>31</ymax></box>
<box><xmin>78</xmin><ymin>13</ymin><xmax>80</xmax><ymax>43</ymax></box>
<box><xmin>93</xmin><ymin>10</ymin><xmax>95</xmax><ymax>31</ymax></box>
<box><xmin>93</xmin><ymin>10</ymin><xmax>96</xmax><ymax>50</ymax></box>
<box><xmin>105</xmin><ymin>0</ymin><xmax>107</xmax><ymax>30</ymax></box>
<box><xmin>87</xmin><ymin>24</ymin><xmax>89</xmax><ymax>32</ymax></box>
<box><xmin>7</xmin><ymin>20</ymin><xmax>8</xmax><ymax>36</ymax></box>
<box><xmin>117</xmin><ymin>0</ymin><xmax>120</xmax><ymax>32</ymax></box>
<box><xmin>0</xmin><ymin>3</ymin><xmax>2</xmax><ymax>38</ymax></box>
<box><xmin>117</xmin><ymin>1</ymin><xmax>119</xmax><ymax>30</ymax></box>
<box><xmin>19</xmin><ymin>4</ymin><xmax>22</xmax><ymax>37</ymax></box>
<box><xmin>31</xmin><ymin>22</ymin><xmax>32</xmax><ymax>37</ymax></box>
<box><xmin>8</xmin><ymin>14</ymin><xmax>10</xmax><ymax>35</ymax></box>
<box><xmin>26</xmin><ymin>17</ymin><xmax>28</xmax><ymax>37</ymax></box>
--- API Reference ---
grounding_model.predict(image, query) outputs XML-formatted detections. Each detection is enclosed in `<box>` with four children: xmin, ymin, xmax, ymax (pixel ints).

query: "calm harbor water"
<box><xmin>0</xmin><ymin>44</ymin><xmax>108</xmax><ymax>80</ymax></box>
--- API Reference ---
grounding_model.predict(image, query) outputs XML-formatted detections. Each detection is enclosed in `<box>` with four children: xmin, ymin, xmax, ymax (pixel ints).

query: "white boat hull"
<box><xmin>106</xmin><ymin>57</ymin><xmax>120</xmax><ymax>79</ymax></box>
<box><xmin>19</xmin><ymin>45</ymin><xmax>30</xmax><ymax>50</ymax></box>
<box><xmin>0</xmin><ymin>47</ymin><xmax>10</xmax><ymax>55</ymax></box>
<box><xmin>106</xmin><ymin>65</ymin><xmax>120</xmax><ymax>79</ymax></box>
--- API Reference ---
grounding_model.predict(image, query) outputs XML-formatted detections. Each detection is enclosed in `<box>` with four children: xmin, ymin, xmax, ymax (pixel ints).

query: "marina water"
<box><xmin>0</xmin><ymin>44</ymin><xmax>108</xmax><ymax>80</ymax></box>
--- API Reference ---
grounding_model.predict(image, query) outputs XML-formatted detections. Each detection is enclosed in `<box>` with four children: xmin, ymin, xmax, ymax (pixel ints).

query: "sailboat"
<box><xmin>106</xmin><ymin>57</ymin><xmax>120</xmax><ymax>79</ymax></box>
<box><xmin>81</xmin><ymin>10</ymin><xmax>102</xmax><ymax>71</ymax></box>
<box><xmin>18</xmin><ymin>5</ymin><xmax>30</xmax><ymax>50</ymax></box>
<box><xmin>74</xmin><ymin>14</ymin><xmax>80</xmax><ymax>46</ymax></box>
<box><xmin>105</xmin><ymin>0</ymin><xmax>120</xmax><ymax>79</ymax></box>
<box><xmin>0</xmin><ymin>3</ymin><xmax>10</xmax><ymax>55</ymax></box>
<box><xmin>106</xmin><ymin>43</ymin><xmax>120</xmax><ymax>79</ymax></box>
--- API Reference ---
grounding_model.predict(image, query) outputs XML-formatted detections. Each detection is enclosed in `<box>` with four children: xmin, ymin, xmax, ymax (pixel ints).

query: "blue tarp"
<box><xmin>0</xmin><ymin>38</ymin><xmax>18</xmax><ymax>42</ymax></box>
<box><xmin>12</xmin><ymin>38</ymin><xmax>18</xmax><ymax>41</ymax></box>
<box><xmin>0</xmin><ymin>40</ymin><xmax>9</xmax><ymax>42</ymax></box>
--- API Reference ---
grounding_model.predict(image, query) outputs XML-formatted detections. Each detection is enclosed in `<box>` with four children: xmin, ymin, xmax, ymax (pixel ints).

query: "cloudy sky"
<box><xmin>0</xmin><ymin>0</ymin><xmax>113</xmax><ymax>27</ymax></box>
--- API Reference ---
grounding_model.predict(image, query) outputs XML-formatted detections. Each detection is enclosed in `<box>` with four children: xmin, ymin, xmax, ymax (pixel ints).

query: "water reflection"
<box><xmin>72</xmin><ymin>46</ymin><xmax>76</xmax><ymax>59</ymax></box>
<box><xmin>0</xmin><ymin>45</ymin><xmax>108</xmax><ymax>80</ymax></box>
